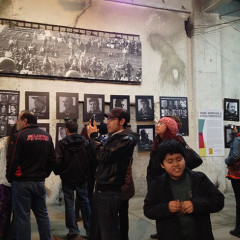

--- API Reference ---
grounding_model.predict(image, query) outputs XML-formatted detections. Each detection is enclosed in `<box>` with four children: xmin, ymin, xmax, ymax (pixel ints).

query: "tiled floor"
<box><xmin>30</xmin><ymin>192</ymin><xmax>238</xmax><ymax>240</ymax></box>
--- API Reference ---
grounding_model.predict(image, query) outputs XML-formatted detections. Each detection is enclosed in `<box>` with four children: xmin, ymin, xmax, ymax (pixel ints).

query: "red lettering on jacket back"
<box><xmin>26</xmin><ymin>134</ymin><xmax>49</xmax><ymax>141</ymax></box>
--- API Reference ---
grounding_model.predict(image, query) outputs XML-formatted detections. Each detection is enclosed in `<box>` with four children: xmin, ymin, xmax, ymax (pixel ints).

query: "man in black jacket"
<box><xmin>87</xmin><ymin>107</ymin><xmax>138</xmax><ymax>240</ymax></box>
<box><xmin>54</xmin><ymin>120</ymin><xmax>91</xmax><ymax>240</ymax></box>
<box><xmin>6</xmin><ymin>110</ymin><xmax>55</xmax><ymax>240</ymax></box>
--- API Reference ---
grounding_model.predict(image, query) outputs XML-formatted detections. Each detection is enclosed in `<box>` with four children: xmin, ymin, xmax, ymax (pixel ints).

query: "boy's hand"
<box><xmin>180</xmin><ymin>201</ymin><xmax>193</xmax><ymax>214</ymax></box>
<box><xmin>168</xmin><ymin>200</ymin><xmax>182</xmax><ymax>213</ymax></box>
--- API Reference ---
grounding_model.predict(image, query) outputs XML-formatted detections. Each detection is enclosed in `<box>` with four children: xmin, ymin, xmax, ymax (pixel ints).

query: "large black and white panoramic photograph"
<box><xmin>0</xmin><ymin>20</ymin><xmax>142</xmax><ymax>84</ymax></box>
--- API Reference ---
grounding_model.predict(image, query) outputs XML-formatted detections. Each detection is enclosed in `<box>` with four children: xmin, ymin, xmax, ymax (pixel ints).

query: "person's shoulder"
<box><xmin>188</xmin><ymin>169</ymin><xmax>207</xmax><ymax>180</ymax></box>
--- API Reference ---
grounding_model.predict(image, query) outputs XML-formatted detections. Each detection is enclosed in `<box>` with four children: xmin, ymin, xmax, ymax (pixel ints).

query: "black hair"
<box><xmin>140</xmin><ymin>98</ymin><xmax>149</xmax><ymax>106</ymax></box>
<box><xmin>20</xmin><ymin>110</ymin><xmax>37</xmax><ymax>124</ymax></box>
<box><xmin>157</xmin><ymin>139</ymin><xmax>185</xmax><ymax>163</ymax></box>
<box><xmin>89</xmin><ymin>97</ymin><xmax>99</xmax><ymax>104</ymax></box>
<box><xmin>65</xmin><ymin>120</ymin><xmax>78</xmax><ymax>133</ymax></box>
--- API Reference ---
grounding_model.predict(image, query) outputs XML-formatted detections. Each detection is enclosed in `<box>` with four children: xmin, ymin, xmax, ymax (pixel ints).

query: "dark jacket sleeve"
<box><xmin>191</xmin><ymin>172</ymin><xmax>224</xmax><ymax>214</ymax></box>
<box><xmin>225</xmin><ymin>137</ymin><xmax>240</xmax><ymax>166</ymax></box>
<box><xmin>54</xmin><ymin>141</ymin><xmax>64</xmax><ymax>175</ymax></box>
<box><xmin>144</xmin><ymin>178</ymin><xmax>174</xmax><ymax>220</ymax></box>
<box><xmin>46</xmin><ymin>137</ymin><xmax>56</xmax><ymax>177</ymax></box>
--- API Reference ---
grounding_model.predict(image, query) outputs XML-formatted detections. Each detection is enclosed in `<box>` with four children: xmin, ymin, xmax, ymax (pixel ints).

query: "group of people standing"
<box><xmin>0</xmin><ymin>107</ymin><xmax>138</xmax><ymax>240</ymax></box>
<box><xmin>0</xmin><ymin>106</ymin><xmax>238</xmax><ymax>240</ymax></box>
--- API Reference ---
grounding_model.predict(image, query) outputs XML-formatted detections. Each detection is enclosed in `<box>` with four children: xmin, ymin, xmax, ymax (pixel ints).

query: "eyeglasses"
<box><xmin>107</xmin><ymin>117</ymin><xmax>118</xmax><ymax>121</ymax></box>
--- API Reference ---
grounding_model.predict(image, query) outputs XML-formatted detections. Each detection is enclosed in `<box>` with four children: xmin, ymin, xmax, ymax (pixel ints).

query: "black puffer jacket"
<box><xmin>55</xmin><ymin>134</ymin><xmax>94</xmax><ymax>184</ymax></box>
<box><xmin>90</xmin><ymin>128</ymin><xmax>138</xmax><ymax>191</ymax></box>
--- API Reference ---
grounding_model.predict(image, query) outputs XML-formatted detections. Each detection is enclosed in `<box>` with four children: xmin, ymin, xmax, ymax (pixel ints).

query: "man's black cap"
<box><xmin>104</xmin><ymin>107</ymin><xmax>130</xmax><ymax>123</ymax></box>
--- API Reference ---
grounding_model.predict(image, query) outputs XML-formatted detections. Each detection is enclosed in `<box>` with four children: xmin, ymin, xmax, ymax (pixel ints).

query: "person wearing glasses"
<box><xmin>87</xmin><ymin>107</ymin><xmax>138</xmax><ymax>240</ymax></box>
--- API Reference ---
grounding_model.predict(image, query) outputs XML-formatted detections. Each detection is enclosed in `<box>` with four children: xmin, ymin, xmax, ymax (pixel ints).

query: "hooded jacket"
<box><xmin>90</xmin><ymin>128</ymin><xmax>138</xmax><ymax>191</ymax></box>
<box><xmin>55</xmin><ymin>134</ymin><xmax>93</xmax><ymax>184</ymax></box>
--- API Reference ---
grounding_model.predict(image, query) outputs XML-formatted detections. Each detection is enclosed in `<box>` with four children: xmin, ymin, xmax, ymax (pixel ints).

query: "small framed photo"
<box><xmin>56</xmin><ymin>92</ymin><xmax>79</xmax><ymax>120</ymax></box>
<box><xmin>110</xmin><ymin>95</ymin><xmax>130</xmax><ymax>113</ymax></box>
<box><xmin>26</xmin><ymin>92</ymin><xmax>49</xmax><ymax>119</ymax></box>
<box><xmin>83</xmin><ymin>94</ymin><xmax>105</xmax><ymax>122</ymax></box>
<box><xmin>136</xmin><ymin>96</ymin><xmax>154</xmax><ymax>121</ymax></box>
<box><xmin>224</xmin><ymin>125</ymin><xmax>240</xmax><ymax>148</ymax></box>
<box><xmin>0</xmin><ymin>90</ymin><xmax>19</xmax><ymax>138</ymax></box>
<box><xmin>38</xmin><ymin>123</ymin><xmax>49</xmax><ymax>133</ymax></box>
<box><xmin>137</xmin><ymin>125</ymin><xmax>155</xmax><ymax>151</ymax></box>
<box><xmin>160</xmin><ymin>97</ymin><xmax>189</xmax><ymax>136</ymax></box>
<box><xmin>56</xmin><ymin>123</ymin><xmax>66</xmax><ymax>145</ymax></box>
<box><xmin>224</xmin><ymin>98</ymin><xmax>239</xmax><ymax>121</ymax></box>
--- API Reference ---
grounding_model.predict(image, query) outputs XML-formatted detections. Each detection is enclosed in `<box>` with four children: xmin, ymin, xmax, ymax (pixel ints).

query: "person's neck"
<box><xmin>112</xmin><ymin>128</ymin><xmax>124</xmax><ymax>136</ymax></box>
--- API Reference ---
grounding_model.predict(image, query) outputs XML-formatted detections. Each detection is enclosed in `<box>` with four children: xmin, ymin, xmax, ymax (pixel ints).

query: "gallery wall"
<box><xmin>2</xmin><ymin>0</ymin><xmax>240</xmax><ymax>203</ymax></box>
<box><xmin>0</xmin><ymin>0</ymin><xmax>193</xmax><ymax>203</ymax></box>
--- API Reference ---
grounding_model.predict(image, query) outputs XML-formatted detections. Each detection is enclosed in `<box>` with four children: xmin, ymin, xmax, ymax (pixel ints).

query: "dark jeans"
<box><xmin>89</xmin><ymin>190</ymin><xmax>122</xmax><ymax>240</ymax></box>
<box><xmin>62</xmin><ymin>181</ymin><xmax>91</xmax><ymax>236</ymax></box>
<box><xmin>119</xmin><ymin>199</ymin><xmax>129</xmax><ymax>240</ymax></box>
<box><xmin>231</xmin><ymin>179</ymin><xmax>240</xmax><ymax>227</ymax></box>
<box><xmin>11</xmin><ymin>181</ymin><xmax>51</xmax><ymax>240</ymax></box>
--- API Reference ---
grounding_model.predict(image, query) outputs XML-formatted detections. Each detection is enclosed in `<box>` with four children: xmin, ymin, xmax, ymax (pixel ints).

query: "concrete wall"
<box><xmin>192</xmin><ymin>1</ymin><xmax>240</xmax><ymax>192</ymax></box>
<box><xmin>1</xmin><ymin>0</ymin><xmax>239</xmax><ymax>203</ymax></box>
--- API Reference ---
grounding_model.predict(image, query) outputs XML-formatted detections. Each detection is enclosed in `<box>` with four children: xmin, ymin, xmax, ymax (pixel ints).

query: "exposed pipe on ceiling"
<box><xmin>104</xmin><ymin>0</ymin><xmax>191</xmax><ymax>14</ymax></box>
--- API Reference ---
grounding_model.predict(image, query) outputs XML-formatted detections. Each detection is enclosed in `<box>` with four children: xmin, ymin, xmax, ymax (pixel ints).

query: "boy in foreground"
<box><xmin>144</xmin><ymin>139</ymin><xmax>224</xmax><ymax>240</ymax></box>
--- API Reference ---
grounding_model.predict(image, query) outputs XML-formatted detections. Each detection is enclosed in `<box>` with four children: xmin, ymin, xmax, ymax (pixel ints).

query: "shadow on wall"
<box><xmin>148</xmin><ymin>32</ymin><xmax>186</xmax><ymax>88</ymax></box>
<box><xmin>0</xmin><ymin>0</ymin><xmax>13</xmax><ymax>15</ymax></box>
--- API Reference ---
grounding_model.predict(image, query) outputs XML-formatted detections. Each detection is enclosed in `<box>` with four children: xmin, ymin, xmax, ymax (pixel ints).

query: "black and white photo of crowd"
<box><xmin>160</xmin><ymin>96</ymin><xmax>189</xmax><ymax>136</ymax></box>
<box><xmin>0</xmin><ymin>91</ymin><xmax>19</xmax><ymax>137</ymax></box>
<box><xmin>0</xmin><ymin>24</ymin><xmax>142</xmax><ymax>83</ymax></box>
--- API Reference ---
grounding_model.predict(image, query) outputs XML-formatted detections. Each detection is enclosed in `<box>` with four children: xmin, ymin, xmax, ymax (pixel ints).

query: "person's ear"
<box><xmin>65</xmin><ymin>128</ymin><xmax>69</xmax><ymax>135</ymax></box>
<box><xmin>23</xmin><ymin>118</ymin><xmax>28</xmax><ymax>126</ymax></box>
<box><xmin>160</xmin><ymin>163</ymin><xmax>165</xmax><ymax>169</ymax></box>
<box><xmin>119</xmin><ymin>118</ymin><xmax>125</xmax><ymax>126</ymax></box>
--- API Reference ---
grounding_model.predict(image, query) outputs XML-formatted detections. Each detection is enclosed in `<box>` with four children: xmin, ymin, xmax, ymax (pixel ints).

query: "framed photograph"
<box><xmin>224</xmin><ymin>125</ymin><xmax>240</xmax><ymax>148</ymax></box>
<box><xmin>25</xmin><ymin>91</ymin><xmax>49</xmax><ymax>119</ymax></box>
<box><xmin>0</xmin><ymin>18</ymin><xmax>142</xmax><ymax>85</ymax></box>
<box><xmin>110</xmin><ymin>95</ymin><xmax>130</xmax><ymax>113</ymax></box>
<box><xmin>56</xmin><ymin>123</ymin><xmax>66</xmax><ymax>145</ymax></box>
<box><xmin>136</xmin><ymin>96</ymin><xmax>154</xmax><ymax>121</ymax></box>
<box><xmin>0</xmin><ymin>90</ymin><xmax>19</xmax><ymax>137</ymax></box>
<box><xmin>56</xmin><ymin>92</ymin><xmax>79</xmax><ymax>120</ymax></box>
<box><xmin>224</xmin><ymin>98</ymin><xmax>239</xmax><ymax>121</ymax></box>
<box><xmin>38</xmin><ymin>123</ymin><xmax>49</xmax><ymax>133</ymax></box>
<box><xmin>137</xmin><ymin>125</ymin><xmax>155</xmax><ymax>151</ymax></box>
<box><xmin>83</xmin><ymin>94</ymin><xmax>105</xmax><ymax>122</ymax></box>
<box><xmin>160</xmin><ymin>96</ymin><xmax>189</xmax><ymax>136</ymax></box>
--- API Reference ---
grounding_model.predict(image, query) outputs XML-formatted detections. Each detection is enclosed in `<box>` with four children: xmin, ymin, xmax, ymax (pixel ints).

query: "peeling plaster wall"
<box><xmin>0</xmin><ymin>0</ymin><xmax>193</xmax><ymax>203</ymax></box>
<box><xmin>192</xmin><ymin>4</ymin><xmax>240</xmax><ymax>193</ymax></box>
